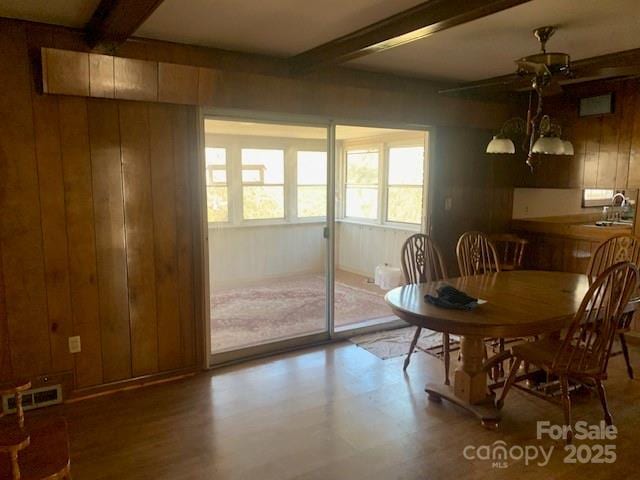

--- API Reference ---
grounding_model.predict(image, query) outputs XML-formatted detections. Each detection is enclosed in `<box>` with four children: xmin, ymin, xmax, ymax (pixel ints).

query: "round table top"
<box><xmin>384</xmin><ymin>270</ymin><xmax>590</xmax><ymax>338</ymax></box>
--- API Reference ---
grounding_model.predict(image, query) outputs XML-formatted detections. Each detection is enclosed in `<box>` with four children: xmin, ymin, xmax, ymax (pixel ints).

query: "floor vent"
<box><xmin>2</xmin><ymin>384</ymin><xmax>62</xmax><ymax>413</ymax></box>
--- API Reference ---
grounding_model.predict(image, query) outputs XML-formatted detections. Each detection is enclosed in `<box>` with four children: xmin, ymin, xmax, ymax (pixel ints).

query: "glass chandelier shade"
<box><xmin>486</xmin><ymin>136</ymin><xmax>516</xmax><ymax>154</ymax></box>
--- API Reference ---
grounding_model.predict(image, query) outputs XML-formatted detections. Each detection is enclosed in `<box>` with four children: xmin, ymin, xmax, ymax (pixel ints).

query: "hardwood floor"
<box><xmin>48</xmin><ymin>341</ymin><xmax>640</xmax><ymax>479</ymax></box>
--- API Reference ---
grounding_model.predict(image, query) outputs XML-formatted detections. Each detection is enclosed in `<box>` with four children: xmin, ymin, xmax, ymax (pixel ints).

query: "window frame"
<box><xmin>295</xmin><ymin>150</ymin><xmax>328</xmax><ymax>220</ymax></box>
<box><xmin>339</xmin><ymin>134</ymin><xmax>426</xmax><ymax>230</ymax></box>
<box><xmin>204</xmin><ymin>146</ymin><xmax>231</xmax><ymax>224</ymax></box>
<box><xmin>240</xmin><ymin>147</ymin><xmax>287</xmax><ymax>221</ymax></box>
<box><xmin>343</xmin><ymin>143</ymin><xmax>383</xmax><ymax>223</ymax></box>
<box><xmin>384</xmin><ymin>141</ymin><xmax>426</xmax><ymax>226</ymax></box>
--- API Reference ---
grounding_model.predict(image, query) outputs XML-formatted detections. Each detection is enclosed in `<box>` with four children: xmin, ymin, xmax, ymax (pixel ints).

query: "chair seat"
<box><xmin>513</xmin><ymin>338</ymin><xmax>600</xmax><ymax>376</ymax></box>
<box><xmin>0</xmin><ymin>417</ymin><xmax>70</xmax><ymax>480</ymax></box>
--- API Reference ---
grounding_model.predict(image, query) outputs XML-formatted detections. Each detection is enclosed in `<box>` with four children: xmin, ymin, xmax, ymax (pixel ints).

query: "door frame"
<box><xmin>198</xmin><ymin>107</ymin><xmax>432</xmax><ymax>368</ymax></box>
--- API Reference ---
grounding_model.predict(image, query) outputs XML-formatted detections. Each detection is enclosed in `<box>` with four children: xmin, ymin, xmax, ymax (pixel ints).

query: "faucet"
<box><xmin>612</xmin><ymin>192</ymin><xmax>628</xmax><ymax>207</ymax></box>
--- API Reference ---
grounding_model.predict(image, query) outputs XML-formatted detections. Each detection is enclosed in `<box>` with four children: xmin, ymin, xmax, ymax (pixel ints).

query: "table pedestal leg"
<box><xmin>425</xmin><ymin>335</ymin><xmax>500</xmax><ymax>428</ymax></box>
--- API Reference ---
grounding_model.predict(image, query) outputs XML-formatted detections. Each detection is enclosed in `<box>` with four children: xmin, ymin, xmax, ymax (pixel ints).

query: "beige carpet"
<box><xmin>349</xmin><ymin>326</ymin><xmax>460</xmax><ymax>360</ymax></box>
<box><xmin>211</xmin><ymin>274</ymin><xmax>392</xmax><ymax>352</ymax></box>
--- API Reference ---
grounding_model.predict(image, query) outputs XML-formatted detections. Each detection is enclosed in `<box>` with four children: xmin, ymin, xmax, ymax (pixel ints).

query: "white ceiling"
<box><xmin>137</xmin><ymin>0</ymin><xmax>423</xmax><ymax>56</ymax></box>
<box><xmin>0</xmin><ymin>0</ymin><xmax>100</xmax><ymax>28</ymax></box>
<box><xmin>1</xmin><ymin>0</ymin><xmax>639</xmax><ymax>82</ymax></box>
<box><xmin>348</xmin><ymin>0</ymin><xmax>640</xmax><ymax>81</ymax></box>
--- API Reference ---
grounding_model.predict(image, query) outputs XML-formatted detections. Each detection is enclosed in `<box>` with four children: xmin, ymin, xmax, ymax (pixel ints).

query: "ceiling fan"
<box><xmin>440</xmin><ymin>25</ymin><xmax>640</xmax><ymax>97</ymax></box>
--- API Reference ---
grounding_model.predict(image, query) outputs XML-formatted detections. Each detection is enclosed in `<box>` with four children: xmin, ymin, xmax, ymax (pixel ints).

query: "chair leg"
<box><xmin>443</xmin><ymin>333</ymin><xmax>450</xmax><ymax>385</ymax></box>
<box><xmin>619</xmin><ymin>333</ymin><xmax>634</xmax><ymax>379</ymax></box>
<box><xmin>560</xmin><ymin>375</ymin><xmax>573</xmax><ymax>445</ymax></box>
<box><xmin>403</xmin><ymin>327</ymin><xmax>422</xmax><ymax>371</ymax></box>
<box><xmin>595</xmin><ymin>379</ymin><xmax>613</xmax><ymax>426</ymax></box>
<box><xmin>496</xmin><ymin>356</ymin><xmax>522</xmax><ymax>410</ymax></box>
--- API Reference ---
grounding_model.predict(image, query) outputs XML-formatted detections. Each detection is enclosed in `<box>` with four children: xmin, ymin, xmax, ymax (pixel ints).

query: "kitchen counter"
<box><xmin>512</xmin><ymin>214</ymin><xmax>633</xmax><ymax>242</ymax></box>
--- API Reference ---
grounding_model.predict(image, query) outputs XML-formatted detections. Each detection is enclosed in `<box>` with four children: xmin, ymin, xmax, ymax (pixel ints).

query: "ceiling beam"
<box><xmin>86</xmin><ymin>0</ymin><xmax>165</xmax><ymax>52</ymax></box>
<box><xmin>289</xmin><ymin>0</ymin><xmax>533</xmax><ymax>74</ymax></box>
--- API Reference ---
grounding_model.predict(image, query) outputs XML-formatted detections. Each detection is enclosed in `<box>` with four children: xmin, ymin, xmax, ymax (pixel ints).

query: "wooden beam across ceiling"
<box><xmin>86</xmin><ymin>0</ymin><xmax>165</xmax><ymax>53</ymax></box>
<box><xmin>289</xmin><ymin>0</ymin><xmax>533</xmax><ymax>74</ymax></box>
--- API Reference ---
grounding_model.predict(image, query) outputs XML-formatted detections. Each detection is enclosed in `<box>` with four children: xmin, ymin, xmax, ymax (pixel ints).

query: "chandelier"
<box><xmin>485</xmin><ymin>27</ymin><xmax>574</xmax><ymax>170</ymax></box>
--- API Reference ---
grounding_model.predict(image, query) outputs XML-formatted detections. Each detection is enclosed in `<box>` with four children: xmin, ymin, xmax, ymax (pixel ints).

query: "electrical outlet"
<box><xmin>444</xmin><ymin>197</ymin><xmax>453</xmax><ymax>211</ymax></box>
<box><xmin>68</xmin><ymin>336</ymin><xmax>81</xmax><ymax>354</ymax></box>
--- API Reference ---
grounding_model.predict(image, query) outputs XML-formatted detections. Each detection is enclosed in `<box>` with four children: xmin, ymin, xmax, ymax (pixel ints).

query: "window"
<box><xmin>297</xmin><ymin>151</ymin><xmax>327</xmax><ymax>218</ymax></box>
<box><xmin>583</xmin><ymin>189</ymin><xmax>615</xmax><ymax>207</ymax></box>
<box><xmin>386</xmin><ymin>146</ymin><xmax>424</xmax><ymax>224</ymax></box>
<box><xmin>345</xmin><ymin>149</ymin><xmax>379</xmax><ymax>219</ymax></box>
<box><xmin>241</xmin><ymin>148</ymin><xmax>285</xmax><ymax>220</ymax></box>
<box><xmin>205</xmin><ymin>147</ymin><xmax>228</xmax><ymax>222</ymax></box>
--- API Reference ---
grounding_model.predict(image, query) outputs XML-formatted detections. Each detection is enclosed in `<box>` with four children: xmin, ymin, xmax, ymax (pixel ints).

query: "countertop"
<box><xmin>511</xmin><ymin>214</ymin><xmax>633</xmax><ymax>242</ymax></box>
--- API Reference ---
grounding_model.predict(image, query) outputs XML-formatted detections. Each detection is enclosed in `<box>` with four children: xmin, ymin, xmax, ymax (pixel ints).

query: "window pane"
<box><xmin>345</xmin><ymin>187</ymin><xmax>378</xmax><ymax>219</ymax></box>
<box><xmin>387</xmin><ymin>187</ymin><xmax>422</xmax><ymax>224</ymax></box>
<box><xmin>207</xmin><ymin>186</ymin><xmax>228</xmax><ymax>222</ymax></box>
<box><xmin>205</xmin><ymin>147</ymin><xmax>226</xmax><ymax>185</ymax></box>
<box><xmin>388</xmin><ymin>147</ymin><xmax>424</xmax><ymax>185</ymax></box>
<box><xmin>241</xmin><ymin>169</ymin><xmax>262</xmax><ymax>184</ymax></box>
<box><xmin>298</xmin><ymin>186</ymin><xmax>326</xmax><ymax>217</ymax></box>
<box><xmin>243</xmin><ymin>186</ymin><xmax>284</xmax><ymax>219</ymax></box>
<box><xmin>297</xmin><ymin>151</ymin><xmax>327</xmax><ymax>185</ymax></box>
<box><xmin>242</xmin><ymin>148</ymin><xmax>284</xmax><ymax>184</ymax></box>
<box><xmin>346</xmin><ymin>150</ymin><xmax>378</xmax><ymax>185</ymax></box>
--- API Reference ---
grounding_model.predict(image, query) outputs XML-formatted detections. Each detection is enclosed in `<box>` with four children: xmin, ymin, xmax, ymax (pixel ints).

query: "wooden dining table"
<box><xmin>384</xmin><ymin>270</ymin><xmax>592</xmax><ymax>427</ymax></box>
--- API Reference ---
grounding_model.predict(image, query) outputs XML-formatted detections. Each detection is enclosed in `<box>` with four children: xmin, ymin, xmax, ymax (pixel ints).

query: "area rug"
<box><xmin>349</xmin><ymin>326</ymin><xmax>460</xmax><ymax>360</ymax></box>
<box><xmin>211</xmin><ymin>274</ymin><xmax>392</xmax><ymax>352</ymax></box>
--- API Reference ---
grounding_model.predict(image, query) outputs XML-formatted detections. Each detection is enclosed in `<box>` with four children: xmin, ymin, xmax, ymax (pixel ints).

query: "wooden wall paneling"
<box><xmin>198</xmin><ymin>67</ymin><xmax>220</xmax><ymax>106</ymax></box>
<box><xmin>88</xmin><ymin>99</ymin><xmax>132</xmax><ymax>382</ymax></box>
<box><xmin>89</xmin><ymin>53</ymin><xmax>115</xmax><ymax>98</ymax></box>
<box><xmin>42</xmin><ymin>48</ymin><xmax>90</xmax><ymax>96</ymax></box>
<box><xmin>158</xmin><ymin>63</ymin><xmax>199</xmax><ymax>105</ymax></box>
<box><xmin>120</xmin><ymin>101</ymin><xmax>159</xmax><ymax>376</ymax></box>
<box><xmin>0</xmin><ymin>21</ymin><xmax>52</xmax><ymax>378</ymax></box>
<box><xmin>614</xmin><ymin>81</ymin><xmax>636</xmax><ymax>189</ymax></box>
<box><xmin>58</xmin><ymin>96</ymin><xmax>104</xmax><ymax>387</ymax></box>
<box><xmin>596</xmin><ymin>113</ymin><xmax>620</xmax><ymax>188</ymax></box>
<box><xmin>627</xmin><ymin>83</ymin><xmax>640</xmax><ymax>188</ymax></box>
<box><xmin>172</xmin><ymin>106</ymin><xmax>197</xmax><ymax>366</ymax></box>
<box><xmin>149</xmin><ymin>104</ymin><xmax>182</xmax><ymax>371</ymax></box>
<box><xmin>114</xmin><ymin>57</ymin><xmax>158</xmax><ymax>101</ymax></box>
<box><xmin>32</xmin><ymin>90</ymin><xmax>75</xmax><ymax>374</ymax></box>
<box><xmin>581</xmin><ymin>115</ymin><xmax>602</xmax><ymax>188</ymax></box>
<box><xmin>0</xmin><ymin>244</ymin><xmax>11</xmax><ymax>381</ymax></box>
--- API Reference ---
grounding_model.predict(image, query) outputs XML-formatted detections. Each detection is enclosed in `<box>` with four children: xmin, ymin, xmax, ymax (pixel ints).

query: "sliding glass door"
<box><xmin>204</xmin><ymin>117</ymin><xmax>331</xmax><ymax>362</ymax></box>
<box><xmin>202</xmin><ymin>114</ymin><xmax>429</xmax><ymax>364</ymax></box>
<box><xmin>333</xmin><ymin>125</ymin><xmax>429</xmax><ymax>333</ymax></box>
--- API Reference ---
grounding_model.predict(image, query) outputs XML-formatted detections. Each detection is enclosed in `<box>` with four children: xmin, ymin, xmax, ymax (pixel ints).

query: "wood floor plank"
<box><xmin>59</xmin><ymin>96</ymin><xmax>103</xmax><ymax>388</ymax></box>
<box><xmin>88</xmin><ymin>98</ymin><xmax>132</xmax><ymax>382</ymax></box>
<box><xmin>119</xmin><ymin>101</ymin><xmax>159</xmax><ymax>376</ymax></box>
<box><xmin>0</xmin><ymin>20</ymin><xmax>51</xmax><ymax>377</ymax></box>
<box><xmin>148</xmin><ymin>104</ymin><xmax>181</xmax><ymax>371</ymax></box>
<box><xmin>60</xmin><ymin>341</ymin><xmax>640</xmax><ymax>480</ymax></box>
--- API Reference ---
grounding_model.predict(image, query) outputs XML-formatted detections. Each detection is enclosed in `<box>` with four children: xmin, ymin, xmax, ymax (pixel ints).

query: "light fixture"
<box><xmin>484</xmin><ymin>26</ymin><xmax>574</xmax><ymax>171</ymax></box>
<box><xmin>562</xmin><ymin>140</ymin><xmax>574</xmax><ymax>156</ymax></box>
<box><xmin>486</xmin><ymin>136</ymin><xmax>515</xmax><ymax>154</ymax></box>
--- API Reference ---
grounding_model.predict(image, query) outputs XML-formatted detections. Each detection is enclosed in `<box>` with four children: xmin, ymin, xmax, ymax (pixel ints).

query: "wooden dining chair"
<box><xmin>0</xmin><ymin>380</ymin><xmax>71</xmax><ymax>480</ymax></box>
<box><xmin>586</xmin><ymin>233</ymin><xmax>640</xmax><ymax>379</ymax></box>
<box><xmin>489</xmin><ymin>233</ymin><xmax>528</xmax><ymax>271</ymax></box>
<box><xmin>456</xmin><ymin>231</ymin><xmax>501</xmax><ymax>276</ymax></box>
<box><xmin>498</xmin><ymin>261</ymin><xmax>639</xmax><ymax>444</ymax></box>
<box><xmin>400</xmin><ymin>234</ymin><xmax>451</xmax><ymax>384</ymax></box>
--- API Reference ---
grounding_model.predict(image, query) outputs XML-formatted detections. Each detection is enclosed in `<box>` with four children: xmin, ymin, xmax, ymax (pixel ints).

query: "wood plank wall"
<box><xmin>0</xmin><ymin>21</ymin><xmax>199</xmax><ymax>393</ymax></box>
<box><xmin>515</xmin><ymin>79</ymin><xmax>640</xmax><ymax>190</ymax></box>
<box><xmin>0</xmin><ymin>18</ymin><xmax>515</xmax><ymax>393</ymax></box>
<box><xmin>431</xmin><ymin>127</ymin><xmax>516</xmax><ymax>274</ymax></box>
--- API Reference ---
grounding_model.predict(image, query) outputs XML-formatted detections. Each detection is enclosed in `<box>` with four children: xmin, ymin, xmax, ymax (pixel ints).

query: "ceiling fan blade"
<box><xmin>438</xmin><ymin>74</ymin><xmax>520</xmax><ymax>95</ymax></box>
<box><xmin>569</xmin><ymin>64</ymin><xmax>640</xmax><ymax>81</ymax></box>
